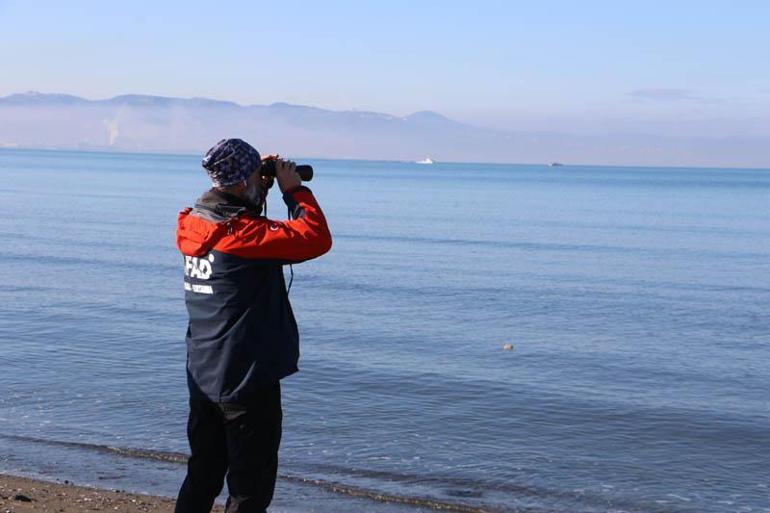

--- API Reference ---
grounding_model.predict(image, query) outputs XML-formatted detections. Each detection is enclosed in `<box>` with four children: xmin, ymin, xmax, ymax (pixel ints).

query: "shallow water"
<box><xmin>0</xmin><ymin>148</ymin><xmax>769</xmax><ymax>512</ymax></box>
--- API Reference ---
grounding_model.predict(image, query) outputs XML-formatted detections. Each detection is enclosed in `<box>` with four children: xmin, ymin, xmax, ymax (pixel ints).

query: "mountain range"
<box><xmin>1</xmin><ymin>91</ymin><xmax>767</xmax><ymax>167</ymax></box>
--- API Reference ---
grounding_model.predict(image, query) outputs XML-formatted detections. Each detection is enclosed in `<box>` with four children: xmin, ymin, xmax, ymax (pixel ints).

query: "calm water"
<box><xmin>0</xmin><ymin>148</ymin><xmax>768</xmax><ymax>513</ymax></box>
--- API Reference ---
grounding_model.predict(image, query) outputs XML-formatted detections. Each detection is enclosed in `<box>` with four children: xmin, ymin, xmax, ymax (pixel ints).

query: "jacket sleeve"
<box><xmin>214</xmin><ymin>186</ymin><xmax>332</xmax><ymax>262</ymax></box>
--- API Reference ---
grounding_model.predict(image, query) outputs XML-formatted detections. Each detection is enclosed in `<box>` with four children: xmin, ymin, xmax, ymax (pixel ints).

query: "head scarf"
<box><xmin>201</xmin><ymin>138</ymin><xmax>261</xmax><ymax>187</ymax></box>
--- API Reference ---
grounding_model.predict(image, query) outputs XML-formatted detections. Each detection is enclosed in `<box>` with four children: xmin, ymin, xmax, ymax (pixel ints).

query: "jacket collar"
<box><xmin>191</xmin><ymin>188</ymin><xmax>261</xmax><ymax>222</ymax></box>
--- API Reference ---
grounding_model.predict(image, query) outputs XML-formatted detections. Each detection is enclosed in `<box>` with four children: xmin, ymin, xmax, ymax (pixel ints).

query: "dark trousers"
<box><xmin>175</xmin><ymin>382</ymin><xmax>283</xmax><ymax>513</ymax></box>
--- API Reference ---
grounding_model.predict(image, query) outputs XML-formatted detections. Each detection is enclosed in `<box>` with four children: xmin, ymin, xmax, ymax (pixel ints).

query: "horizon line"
<box><xmin>2</xmin><ymin>145</ymin><xmax>769</xmax><ymax>173</ymax></box>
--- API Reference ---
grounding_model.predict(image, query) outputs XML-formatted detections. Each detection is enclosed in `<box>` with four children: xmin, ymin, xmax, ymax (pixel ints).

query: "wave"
<box><xmin>0</xmin><ymin>433</ymin><xmax>502</xmax><ymax>513</ymax></box>
<box><xmin>0</xmin><ymin>433</ymin><xmax>703</xmax><ymax>513</ymax></box>
<box><xmin>335</xmin><ymin>232</ymin><xmax>769</xmax><ymax>260</ymax></box>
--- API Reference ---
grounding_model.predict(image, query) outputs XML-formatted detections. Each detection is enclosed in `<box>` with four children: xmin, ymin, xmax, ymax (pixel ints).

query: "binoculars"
<box><xmin>260</xmin><ymin>159</ymin><xmax>313</xmax><ymax>182</ymax></box>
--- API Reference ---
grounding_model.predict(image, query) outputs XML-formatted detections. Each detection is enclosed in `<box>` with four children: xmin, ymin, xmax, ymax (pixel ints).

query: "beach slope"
<box><xmin>0</xmin><ymin>474</ymin><xmax>224</xmax><ymax>513</ymax></box>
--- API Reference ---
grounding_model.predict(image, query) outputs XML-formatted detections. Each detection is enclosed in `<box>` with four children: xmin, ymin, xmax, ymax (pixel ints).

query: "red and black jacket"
<box><xmin>176</xmin><ymin>186</ymin><xmax>332</xmax><ymax>403</ymax></box>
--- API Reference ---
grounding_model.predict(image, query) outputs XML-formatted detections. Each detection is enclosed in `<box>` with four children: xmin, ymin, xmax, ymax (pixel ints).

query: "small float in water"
<box><xmin>416</xmin><ymin>157</ymin><xmax>436</xmax><ymax>164</ymax></box>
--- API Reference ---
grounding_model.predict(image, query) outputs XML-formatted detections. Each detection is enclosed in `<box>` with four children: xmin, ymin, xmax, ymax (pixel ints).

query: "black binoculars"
<box><xmin>260</xmin><ymin>159</ymin><xmax>313</xmax><ymax>182</ymax></box>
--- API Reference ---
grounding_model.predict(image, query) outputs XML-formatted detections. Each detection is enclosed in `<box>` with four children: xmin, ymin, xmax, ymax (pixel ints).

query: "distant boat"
<box><xmin>416</xmin><ymin>157</ymin><xmax>435</xmax><ymax>164</ymax></box>
<box><xmin>549</xmin><ymin>162</ymin><xmax>564</xmax><ymax>167</ymax></box>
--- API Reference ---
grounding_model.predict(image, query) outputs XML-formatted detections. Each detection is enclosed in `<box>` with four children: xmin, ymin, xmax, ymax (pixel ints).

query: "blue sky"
<box><xmin>1</xmin><ymin>1</ymin><xmax>769</xmax><ymax>135</ymax></box>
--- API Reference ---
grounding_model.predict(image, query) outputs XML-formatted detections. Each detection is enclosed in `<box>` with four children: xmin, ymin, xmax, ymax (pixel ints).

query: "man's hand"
<box><xmin>275</xmin><ymin>159</ymin><xmax>301</xmax><ymax>193</ymax></box>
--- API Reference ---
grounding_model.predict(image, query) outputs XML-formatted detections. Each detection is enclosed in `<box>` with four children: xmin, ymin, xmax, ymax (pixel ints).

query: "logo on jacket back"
<box><xmin>184</xmin><ymin>254</ymin><xmax>215</xmax><ymax>294</ymax></box>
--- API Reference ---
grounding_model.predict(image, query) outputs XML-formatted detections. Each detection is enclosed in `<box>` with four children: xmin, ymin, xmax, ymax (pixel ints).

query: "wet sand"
<box><xmin>0</xmin><ymin>473</ymin><xmax>224</xmax><ymax>513</ymax></box>
<box><xmin>0</xmin><ymin>473</ymin><xmax>464</xmax><ymax>513</ymax></box>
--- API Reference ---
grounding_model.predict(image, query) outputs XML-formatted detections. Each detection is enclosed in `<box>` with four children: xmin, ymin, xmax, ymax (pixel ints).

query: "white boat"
<box><xmin>416</xmin><ymin>157</ymin><xmax>435</xmax><ymax>164</ymax></box>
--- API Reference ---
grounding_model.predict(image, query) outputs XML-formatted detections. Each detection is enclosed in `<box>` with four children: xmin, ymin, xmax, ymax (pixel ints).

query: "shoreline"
<box><xmin>0</xmin><ymin>472</ymin><xmax>486</xmax><ymax>513</ymax></box>
<box><xmin>0</xmin><ymin>473</ymin><xmax>225</xmax><ymax>512</ymax></box>
<box><xmin>0</xmin><ymin>434</ymin><xmax>491</xmax><ymax>513</ymax></box>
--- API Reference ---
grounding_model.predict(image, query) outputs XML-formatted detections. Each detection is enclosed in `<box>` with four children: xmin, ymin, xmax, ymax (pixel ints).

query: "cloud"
<box><xmin>628</xmin><ymin>88</ymin><xmax>698</xmax><ymax>101</ymax></box>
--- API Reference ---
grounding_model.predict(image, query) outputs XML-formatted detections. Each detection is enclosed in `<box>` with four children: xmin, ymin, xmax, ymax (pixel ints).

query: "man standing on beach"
<box><xmin>174</xmin><ymin>139</ymin><xmax>332</xmax><ymax>513</ymax></box>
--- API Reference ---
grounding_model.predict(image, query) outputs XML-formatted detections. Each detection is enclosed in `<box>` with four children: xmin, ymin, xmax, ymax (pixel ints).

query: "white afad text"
<box><xmin>184</xmin><ymin>254</ymin><xmax>215</xmax><ymax>294</ymax></box>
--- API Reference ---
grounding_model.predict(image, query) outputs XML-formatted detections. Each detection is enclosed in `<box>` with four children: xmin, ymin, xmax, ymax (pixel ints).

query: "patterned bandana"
<box><xmin>202</xmin><ymin>138</ymin><xmax>261</xmax><ymax>188</ymax></box>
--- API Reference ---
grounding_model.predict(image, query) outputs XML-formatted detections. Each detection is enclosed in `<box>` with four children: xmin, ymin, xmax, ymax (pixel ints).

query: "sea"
<box><xmin>0</xmin><ymin>148</ymin><xmax>768</xmax><ymax>513</ymax></box>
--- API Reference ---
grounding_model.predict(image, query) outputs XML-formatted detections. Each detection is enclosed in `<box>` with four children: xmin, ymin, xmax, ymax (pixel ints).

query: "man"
<box><xmin>174</xmin><ymin>138</ymin><xmax>332</xmax><ymax>513</ymax></box>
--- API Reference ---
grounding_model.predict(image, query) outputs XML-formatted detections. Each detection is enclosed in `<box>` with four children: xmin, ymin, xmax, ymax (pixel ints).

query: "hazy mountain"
<box><xmin>1</xmin><ymin>91</ymin><xmax>768</xmax><ymax>167</ymax></box>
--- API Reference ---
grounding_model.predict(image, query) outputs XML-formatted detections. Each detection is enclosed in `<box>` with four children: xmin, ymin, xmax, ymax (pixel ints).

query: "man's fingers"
<box><xmin>277</xmin><ymin>160</ymin><xmax>296</xmax><ymax>174</ymax></box>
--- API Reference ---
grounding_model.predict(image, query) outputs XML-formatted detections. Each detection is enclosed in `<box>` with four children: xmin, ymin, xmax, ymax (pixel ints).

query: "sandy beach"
<box><xmin>0</xmin><ymin>473</ymin><xmax>453</xmax><ymax>513</ymax></box>
<box><xmin>0</xmin><ymin>474</ymin><xmax>224</xmax><ymax>513</ymax></box>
